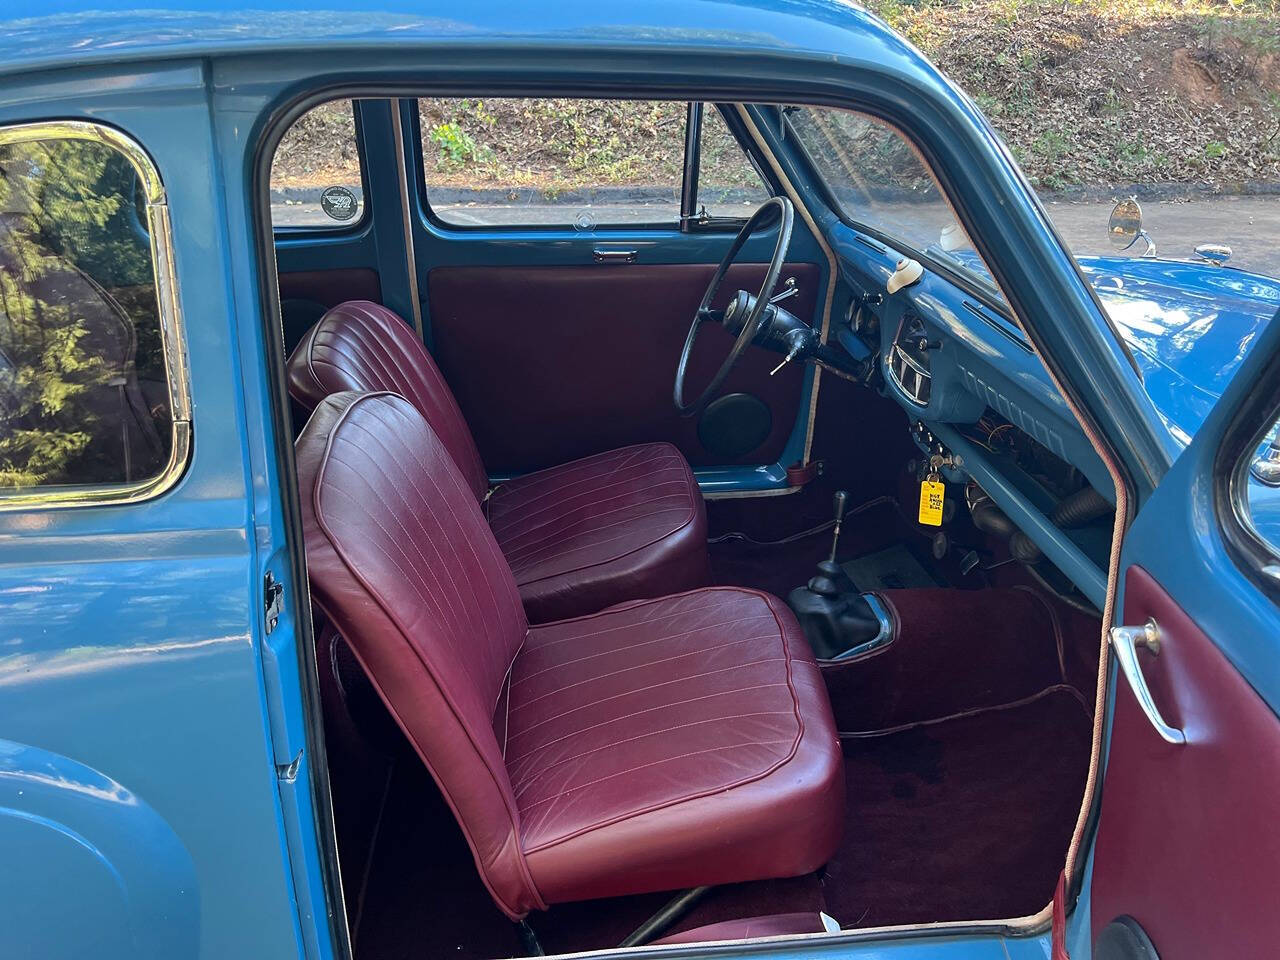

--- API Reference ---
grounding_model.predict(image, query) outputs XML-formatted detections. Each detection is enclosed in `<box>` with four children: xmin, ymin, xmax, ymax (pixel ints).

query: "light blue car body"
<box><xmin>0</xmin><ymin>3</ymin><xmax>1277</xmax><ymax>959</ymax></box>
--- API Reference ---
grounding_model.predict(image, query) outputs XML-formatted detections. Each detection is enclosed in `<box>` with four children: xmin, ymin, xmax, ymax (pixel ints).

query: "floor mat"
<box><xmin>531</xmin><ymin>874</ymin><xmax>823</xmax><ymax>955</ymax></box>
<box><xmin>708</xmin><ymin>498</ymin><xmax>914</xmax><ymax>598</ymax></box>
<box><xmin>822</xmin><ymin>587</ymin><xmax>1081</xmax><ymax>733</ymax></box>
<box><xmin>356</xmin><ymin>761</ymin><xmax>523</xmax><ymax>960</ymax></box>
<box><xmin>840</xmin><ymin>543</ymin><xmax>941</xmax><ymax>592</ymax></box>
<box><xmin>824</xmin><ymin>688</ymin><xmax>1092</xmax><ymax>928</ymax></box>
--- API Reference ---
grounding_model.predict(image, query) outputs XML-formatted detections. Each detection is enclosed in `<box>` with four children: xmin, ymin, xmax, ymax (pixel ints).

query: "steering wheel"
<box><xmin>674</xmin><ymin>196</ymin><xmax>795</xmax><ymax>417</ymax></box>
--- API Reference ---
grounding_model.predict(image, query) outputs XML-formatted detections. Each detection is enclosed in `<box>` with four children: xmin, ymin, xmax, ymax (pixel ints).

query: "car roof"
<box><xmin>2</xmin><ymin>1</ymin><xmax>921</xmax><ymax>81</ymax></box>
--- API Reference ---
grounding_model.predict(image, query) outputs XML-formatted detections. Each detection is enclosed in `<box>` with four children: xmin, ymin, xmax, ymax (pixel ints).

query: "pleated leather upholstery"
<box><xmin>488</xmin><ymin>443</ymin><xmax>709</xmax><ymax>622</ymax></box>
<box><xmin>297</xmin><ymin>393</ymin><xmax>844</xmax><ymax>919</ymax></box>
<box><xmin>288</xmin><ymin>302</ymin><xmax>709</xmax><ymax>621</ymax></box>
<box><xmin>287</xmin><ymin>301</ymin><xmax>489</xmax><ymax>500</ymax></box>
<box><xmin>296</xmin><ymin>391</ymin><xmax>540</xmax><ymax>917</ymax></box>
<box><xmin>513</xmin><ymin>588</ymin><xmax>844</xmax><ymax>904</ymax></box>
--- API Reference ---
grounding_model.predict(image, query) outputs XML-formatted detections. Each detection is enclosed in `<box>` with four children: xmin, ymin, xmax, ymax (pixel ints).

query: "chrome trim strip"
<box><xmin>0</xmin><ymin>120</ymin><xmax>193</xmax><ymax>511</ymax></box>
<box><xmin>827</xmin><ymin>593</ymin><xmax>894</xmax><ymax>660</ymax></box>
<box><xmin>391</xmin><ymin>99</ymin><xmax>425</xmax><ymax>338</ymax></box>
<box><xmin>891</xmin><ymin>343</ymin><xmax>930</xmax><ymax>379</ymax></box>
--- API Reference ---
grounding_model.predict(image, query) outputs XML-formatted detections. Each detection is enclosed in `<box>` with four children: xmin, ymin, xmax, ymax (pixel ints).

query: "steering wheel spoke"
<box><xmin>674</xmin><ymin>196</ymin><xmax>795</xmax><ymax>417</ymax></box>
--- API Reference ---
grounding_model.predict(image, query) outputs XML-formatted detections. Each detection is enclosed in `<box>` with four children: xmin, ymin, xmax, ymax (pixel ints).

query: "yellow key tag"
<box><xmin>918</xmin><ymin>479</ymin><xmax>945</xmax><ymax>527</ymax></box>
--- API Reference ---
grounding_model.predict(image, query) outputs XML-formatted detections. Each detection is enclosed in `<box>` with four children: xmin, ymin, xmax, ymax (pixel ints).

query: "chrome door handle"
<box><xmin>1109</xmin><ymin>618</ymin><xmax>1185</xmax><ymax>745</ymax></box>
<box><xmin>592</xmin><ymin>247</ymin><xmax>637</xmax><ymax>264</ymax></box>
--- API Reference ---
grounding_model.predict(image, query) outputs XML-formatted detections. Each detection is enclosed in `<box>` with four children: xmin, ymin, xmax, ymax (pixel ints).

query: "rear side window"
<box><xmin>271</xmin><ymin>100</ymin><xmax>366</xmax><ymax>229</ymax></box>
<box><xmin>0</xmin><ymin>126</ymin><xmax>186</xmax><ymax>501</ymax></box>
<box><xmin>417</xmin><ymin>98</ymin><xmax>686</xmax><ymax>228</ymax></box>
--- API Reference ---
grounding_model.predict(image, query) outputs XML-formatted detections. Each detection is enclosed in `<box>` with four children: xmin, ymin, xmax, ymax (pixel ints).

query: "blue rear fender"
<box><xmin>0</xmin><ymin>739</ymin><xmax>199</xmax><ymax>957</ymax></box>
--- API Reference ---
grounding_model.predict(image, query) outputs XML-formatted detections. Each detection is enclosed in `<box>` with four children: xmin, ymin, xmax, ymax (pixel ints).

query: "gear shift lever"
<box><xmin>808</xmin><ymin>490</ymin><xmax>855</xmax><ymax>599</ymax></box>
<box><xmin>828</xmin><ymin>490</ymin><xmax>848</xmax><ymax>563</ymax></box>
<box><xmin>788</xmin><ymin>488</ymin><xmax>884</xmax><ymax>658</ymax></box>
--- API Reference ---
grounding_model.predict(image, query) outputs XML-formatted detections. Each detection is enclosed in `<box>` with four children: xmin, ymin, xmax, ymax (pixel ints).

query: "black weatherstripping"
<box><xmin>1214</xmin><ymin>306</ymin><xmax>1280</xmax><ymax>605</ymax></box>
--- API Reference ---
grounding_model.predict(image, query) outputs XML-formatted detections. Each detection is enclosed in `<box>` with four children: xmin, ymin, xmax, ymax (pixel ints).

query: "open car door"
<box><xmin>1084</xmin><ymin>308</ymin><xmax>1280</xmax><ymax>958</ymax></box>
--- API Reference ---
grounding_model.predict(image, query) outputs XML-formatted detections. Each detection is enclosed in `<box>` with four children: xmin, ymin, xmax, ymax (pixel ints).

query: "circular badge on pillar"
<box><xmin>320</xmin><ymin>186</ymin><xmax>360</xmax><ymax>222</ymax></box>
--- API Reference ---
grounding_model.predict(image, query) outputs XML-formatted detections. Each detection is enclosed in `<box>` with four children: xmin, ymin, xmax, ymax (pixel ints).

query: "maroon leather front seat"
<box><xmin>297</xmin><ymin>391</ymin><xmax>844</xmax><ymax>919</ymax></box>
<box><xmin>287</xmin><ymin>301</ymin><xmax>708</xmax><ymax>622</ymax></box>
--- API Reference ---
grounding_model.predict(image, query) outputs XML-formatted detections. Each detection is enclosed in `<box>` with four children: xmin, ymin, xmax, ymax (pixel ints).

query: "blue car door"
<box><xmin>0</xmin><ymin>69</ymin><xmax>334</xmax><ymax>959</ymax></box>
<box><xmin>1077</xmin><ymin>309</ymin><xmax>1280</xmax><ymax>958</ymax></box>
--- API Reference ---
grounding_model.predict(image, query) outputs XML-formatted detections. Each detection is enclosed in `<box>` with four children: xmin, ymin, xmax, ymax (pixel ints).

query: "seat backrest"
<box><xmin>286</xmin><ymin>301</ymin><xmax>489</xmax><ymax>501</ymax></box>
<box><xmin>296</xmin><ymin>390</ymin><xmax>542</xmax><ymax>918</ymax></box>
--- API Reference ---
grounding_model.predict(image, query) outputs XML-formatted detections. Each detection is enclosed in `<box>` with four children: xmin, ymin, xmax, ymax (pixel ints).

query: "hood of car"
<box><xmin>1078</xmin><ymin>255</ymin><xmax>1280</xmax><ymax>446</ymax></box>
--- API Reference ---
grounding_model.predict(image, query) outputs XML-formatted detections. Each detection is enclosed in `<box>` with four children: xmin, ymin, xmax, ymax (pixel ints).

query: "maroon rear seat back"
<box><xmin>287</xmin><ymin>301</ymin><xmax>489</xmax><ymax>500</ymax></box>
<box><xmin>295</xmin><ymin>391</ymin><xmax>544</xmax><ymax>917</ymax></box>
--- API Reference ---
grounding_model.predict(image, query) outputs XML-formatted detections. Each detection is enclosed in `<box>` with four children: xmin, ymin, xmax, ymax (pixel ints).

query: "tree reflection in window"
<box><xmin>0</xmin><ymin>137</ymin><xmax>171</xmax><ymax>490</ymax></box>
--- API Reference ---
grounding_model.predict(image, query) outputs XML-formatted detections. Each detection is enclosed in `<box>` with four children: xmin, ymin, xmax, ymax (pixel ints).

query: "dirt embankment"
<box><xmin>876</xmin><ymin>0</ymin><xmax>1280</xmax><ymax>191</ymax></box>
<box><xmin>270</xmin><ymin>1</ymin><xmax>1280</xmax><ymax>194</ymax></box>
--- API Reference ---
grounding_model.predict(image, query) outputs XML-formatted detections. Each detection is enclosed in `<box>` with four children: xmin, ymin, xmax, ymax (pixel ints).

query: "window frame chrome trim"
<box><xmin>0</xmin><ymin>119</ymin><xmax>192</xmax><ymax>511</ymax></box>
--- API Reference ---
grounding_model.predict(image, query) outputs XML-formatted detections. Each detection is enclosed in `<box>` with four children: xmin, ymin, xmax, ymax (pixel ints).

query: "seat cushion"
<box><xmin>506</xmin><ymin>588</ymin><xmax>845</xmax><ymax>904</ymax></box>
<box><xmin>488</xmin><ymin>442</ymin><xmax>709</xmax><ymax>622</ymax></box>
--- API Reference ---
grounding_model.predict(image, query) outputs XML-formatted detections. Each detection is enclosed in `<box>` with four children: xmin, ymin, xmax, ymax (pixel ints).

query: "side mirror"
<box><xmin>1108</xmin><ymin>198</ymin><xmax>1155</xmax><ymax>257</ymax></box>
<box><xmin>1194</xmin><ymin>243</ymin><xmax>1233</xmax><ymax>266</ymax></box>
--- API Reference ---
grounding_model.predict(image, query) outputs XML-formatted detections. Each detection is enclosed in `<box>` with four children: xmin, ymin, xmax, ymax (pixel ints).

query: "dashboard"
<box><xmin>828</xmin><ymin>221</ymin><xmax>1114</xmax><ymax>609</ymax></box>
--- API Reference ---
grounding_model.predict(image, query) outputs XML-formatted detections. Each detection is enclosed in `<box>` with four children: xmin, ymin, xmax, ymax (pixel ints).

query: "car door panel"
<box><xmin>1080</xmin><ymin>299</ymin><xmax>1280</xmax><ymax>958</ymax></box>
<box><xmin>278</xmin><ymin>266</ymin><xmax>381</xmax><ymax>309</ymax></box>
<box><xmin>428</xmin><ymin>260</ymin><xmax>819</xmax><ymax>472</ymax></box>
<box><xmin>1090</xmin><ymin>564</ymin><xmax>1280</xmax><ymax>958</ymax></box>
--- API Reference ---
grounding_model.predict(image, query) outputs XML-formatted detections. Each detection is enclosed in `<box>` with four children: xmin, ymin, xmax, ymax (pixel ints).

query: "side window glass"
<box><xmin>1242</xmin><ymin>414</ymin><xmax>1280</xmax><ymax>556</ymax></box>
<box><xmin>417</xmin><ymin>98</ymin><xmax>685</xmax><ymax>228</ymax></box>
<box><xmin>696</xmin><ymin>106</ymin><xmax>770</xmax><ymax>219</ymax></box>
<box><xmin>270</xmin><ymin>99</ymin><xmax>366</xmax><ymax>229</ymax></box>
<box><xmin>0</xmin><ymin>130</ymin><xmax>181</xmax><ymax>496</ymax></box>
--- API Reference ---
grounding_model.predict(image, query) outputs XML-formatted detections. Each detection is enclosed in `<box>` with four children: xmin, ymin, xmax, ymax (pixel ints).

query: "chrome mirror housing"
<box><xmin>1108</xmin><ymin>197</ymin><xmax>1156</xmax><ymax>257</ymax></box>
<box><xmin>1194</xmin><ymin>243</ymin><xmax>1233</xmax><ymax>266</ymax></box>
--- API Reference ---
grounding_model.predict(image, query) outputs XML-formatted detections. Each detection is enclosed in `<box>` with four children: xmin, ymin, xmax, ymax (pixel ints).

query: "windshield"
<box><xmin>785</xmin><ymin>106</ymin><xmax>1004</xmax><ymax>300</ymax></box>
<box><xmin>787</xmin><ymin>103</ymin><xmax>1280</xmax><ymax>440</ymax></box>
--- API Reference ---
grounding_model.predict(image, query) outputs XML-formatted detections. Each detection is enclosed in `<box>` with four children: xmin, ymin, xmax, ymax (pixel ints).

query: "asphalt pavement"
<box><xmin>1042</xmin><ymin>195</ymin><xmax>1280</xmax><ymax>279</ymax></box>
<box><xmin>271</xmin><ymin>194</ymin><xmax>1280</xmax><ymax>280</ymax></box>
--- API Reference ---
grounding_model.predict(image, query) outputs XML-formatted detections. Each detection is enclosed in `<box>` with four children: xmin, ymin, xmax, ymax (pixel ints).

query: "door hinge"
<box><xmin>264</xmin><ymin>571</ymin><xmax>284</xmax><ymax>635</ymax></box>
